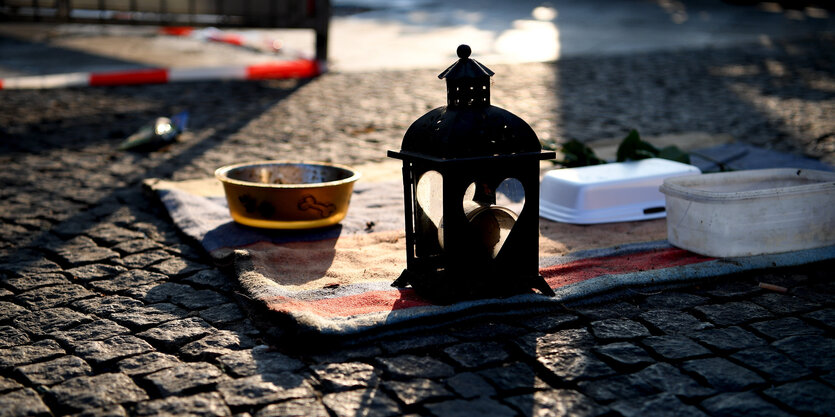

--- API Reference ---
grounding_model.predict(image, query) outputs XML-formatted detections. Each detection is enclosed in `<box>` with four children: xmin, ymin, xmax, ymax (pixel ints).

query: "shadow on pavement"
<box><xmin>0</xmin><ymin>34</ymin><xmax>157</xmax><ymax>77</ymax></box>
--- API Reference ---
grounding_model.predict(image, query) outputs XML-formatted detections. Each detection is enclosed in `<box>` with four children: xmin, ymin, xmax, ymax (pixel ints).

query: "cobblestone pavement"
<box><xmin>1</xmin><ymin>33</ymin><xmax>835</xmax><ymax>416</ymax></box>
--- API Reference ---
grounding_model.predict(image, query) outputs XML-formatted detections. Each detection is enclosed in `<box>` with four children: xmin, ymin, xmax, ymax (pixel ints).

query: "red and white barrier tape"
<box><xmin>0</xmin><ymin>59</ymin><xmax>323</xmax><ymax>90</ymax></box>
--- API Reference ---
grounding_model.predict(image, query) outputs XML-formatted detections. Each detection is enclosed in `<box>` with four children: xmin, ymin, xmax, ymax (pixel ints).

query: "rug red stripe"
<box><xmin>267</xmin><ymin>248</ymin><xmax>712</xmax><ymax>318</ymax></box>
<box><xmin>541</xmin><ymin>247</ymin><xmax>712</xmax><ymax>288</ymax></box>
<box><xmin>268</xmin><ymin>288</ymin><xmax>431</xmax><ymax>318</ymax></box>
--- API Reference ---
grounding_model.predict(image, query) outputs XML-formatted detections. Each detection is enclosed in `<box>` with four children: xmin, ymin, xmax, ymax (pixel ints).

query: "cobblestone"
<box><xmin>182</xmin><ymin>269</ymin><xmax>236</xmax><ymax>292</ymax></box>
<box><xmin>132</xmin><ymin>392</ymin><xmax>231</xmax><ymax>416</ymax></box>
<box><xmin>0</xmin><ymin>388</ymin><xmax>52</xmax><ymax>416</ymax></box>
<box><xmin>15</xmin><ymin>355</ymin><xmax>92</xmax><ymax>385</ymax></box>
<box><xmin>772</xmin><ymin>335</ymin><xmax>835</xmax><ymax>373</ymax></box>
<box><xmin>504</xmin><ymin>389</ymin><xmax>607</xmax><ymax>417</ymax></box>
<box><xmin>641</xmin><ymin>335</ymin><xmax>712</xmax><ymax>361</ymax></box>
<box><xmin>198</xmin><ymin>303</ymin><xmax>245</xmax><ymax>325</ymax></box>
<box><xmin>681</xmin><ymin>357</ymin><xmax>765</xmax><ymax>391</ymax></box>
<box><xmin>593</xmin><ymin>342</ymin><xmax>654</xmax><ymax>369</ymax></box>
<box><xmin>120</xmin><ymin>250</ymin><xmax>172</xmax><ymax>269</ymax></box>
<box><xmin>2</xmin><ymin>273</ymin><xmax>69</xmax><ymax>292</ymax></box>
<box><xmin>51</xmin><ymin>236</ymin><xmax>121</xmax><ymax>267</ymax></box>
<box><xmin>377</xmin><ymin>355</ymin><xmax>455</xmax><ymax>379</ymax></box>
<box><xmin>384</xmin><ymin>378</ymin><xmax>453</xmax><ymax>406</ymax></box>
<box><xmin>534</xmin><ymin>346</ymin><xmax>615</xmax><ymax>382</ymax></box>
<box><xmin>180</xmin><ymin>330</ymin><xmax>256</xmax><ymax>360</ymax></box>
<box><xmin>0</xmin><ymin>257</ymin><xmax>61</xmax><ymax>276</ymax></box>
<box><xmin>424</xmin><ymin>397</ymin><xmax>515</xmax><ymax>417</ymax></box>
<box><xmin>71</xmin><ymin>295</ymin><xmax>143</xmax><ymax>316</ymax></box>
<box><xmin>700</xmin><ymin>391</ymin><xmax>793</xmax><ymax>417</ymax></box>
<box><xmin>53</xmin><ymin>319</ymin><xmax>130</xmax><ymax>343</ymax></box>
<box><xmin>577</xmin><ymin>302</ymin><xmax>643</xmax><ymax>320</ymax></box>
<box><xmin>0</xmin><ymin>301</ymin><xmax>27</xmax><ymax>322</ymax></box>
<box><xmin>144</xmin><ymin>362</ymin><xmax>225</xmax><ymax>397</ymax></box>
<box><xmin>803</xmin><ymin>308</ymin><xmax>835</xmax><ymax>332</ymax></box>
<box><xmin>109</xmin><ymin>303</ymin><xmax>187</xmax><ymax>329</ymax></box>
<box><xmin>13</xmin><ymin>307</ymin><xmax>92</xmax><ymax>336</ymax></box>
<box><xmin>72</xmin><ymin>335</ymin><xmax>155</xmax><ymax>365</ymax></box>
<box><xmin>65</xmin><ymin>264</ymin><xmax>129</xmax><ymax>282</ymax></box>
<box><xmin>88</xmin><ymin>271</ymin><xmax>167</xmax><ymax>296</ymax></box>
<box><xmin>217</xmin><ymin>372</ymin><xmax>314</xmax><ymax>407</ymax></box>
<box><xmin>577</xmin><ymin>374</ymin><xmax>658</xmax><ymax>403</ymax></box>
<box><xmin>694</xmin><ymin>302</ymin><xmax>773</xmax><ymax>326</ymax></box>
<box><xmin>690</xmin><ymin>326</ymin><xmax>766</xmax><ymax>352</ymax></box>
<box><xmin>0</xmin><ymin>339</ymin><xmax>65</xmax><ymax>369</ymax></box>
<box><xmin>254</xmin><ymin>397</ymin><xmax>329</xmax><ymax>417</ymax></box>
<box><xmin>443</xmin><ymin>342</ymin><xmax>509</xmax><ymax>369</ymax></box>
<box><xmin>639</xmin><ymin>310</ymin><xmax>713</xmax><ymax>335</ymax></box>
<box><xmin>477</xmin><ymin>362</ymin><xmax>548</xmax><ymax>392</ymax></box>
<box><xmin>111</xmin><ymin>238</ymin><xmax>164</xmax><ymax>255</ymax></box>
<box><xmin>47</xmin><ymin>373</ymin><xmax>148</xmax><ymax>412</ymax></box>
<box><xmin>610</xmin><ymin>392</ymin><xmax>707</xmax><ymax>417</ymax></box>
<box><xmin>321</xmin><ymin>388</ymin><xmax>401</xmax><ymax>417</ymax></box>
<box><xmin>117</xmin><ymin>352</ymin><xmax>181</xmax><ymax>376</ymax></box>
<box><xmin>311</xmin><ymin>362</ymin><xmax>377</xmax><ymax>392</ymax></box>
<box><xmin>631</xmin><ymin>362</ymin><xmax>715</xmax><ymax>399</ymax></box>
<box><xmin>174</xmin><ymin>289</ymin><xmax>230</xmax><ymax>310</ymax></box>
<box><xmin>750</xmin><ymin>292</ymin><xmax>821</xmax><ymax>315</ymax></box>
<box><xmin>215</xmin><ymin>347</ymin><xmax>304</xmax><ymax>378</ymax></box>
<box><xmin>515</xmin><ymin>328</ymin><xmax>594</xmax><ymax>354</ymax></box>
<box><xmin>444</xmin><ymin>372</ymin><xmax>496</xmax><ymax>399</ymax></box>
<box><xmin>763</xmin><ymin>380</ymin><xmax>835</xmax><ymax>416</ymax></box>
<box><xmin>137</xmin><ymin>317</ymin><xmax>214</xmax><ymax>348</ymax></box>
<box><xmin>748</xmin><ymin>316</ymin><xmax>825</xmax><ymax>340</ymax></box>
<box><xmin>0</xmin><ymin>326</ymin><xmax>30</xmax><ymax>348</ymax></box>
<box><xmin>149</xmin><ymin>258</ymin><xmax>209</xmax><ymax>277</ymax></box>
<box><xmin>730</xmin><ymin>347</ymin><xmax>812</xmax><ymax>383</ymax></box>
<box><xmin>85</xmin><ymin>224</ymin><xmax>148</xmax><ymax>246</ymax></box>
<box><xmin>590</xmin><ymin>318</ymin><xmax>651</xmax><ymax>341</ymax></box>
<box><xmin>17</xmin><ymin>283</ymin><xmax>95</xmax><ymax>309</ymax></box>
<box><xmin>0</xmin><ymin>376</ymin><xmax>22</xmax><ymax>393</ymax></box>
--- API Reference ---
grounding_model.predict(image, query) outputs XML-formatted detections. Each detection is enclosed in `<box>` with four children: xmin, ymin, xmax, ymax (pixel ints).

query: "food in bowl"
<box><xmin>215</xmin><ymin>161</ymin><xmax>360</xmax><ymax>229</ymax></box>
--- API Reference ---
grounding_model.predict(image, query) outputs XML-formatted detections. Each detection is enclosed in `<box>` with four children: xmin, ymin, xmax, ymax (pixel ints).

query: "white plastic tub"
<box><xmin>540</xmin><ymin>158</ymin><xmax>701</xmax><ymax>224</ymax></box>
<box><xmin>660</xmin><ymin>168</ymin><xmax>835</xmax><ymax>257</ymax></box>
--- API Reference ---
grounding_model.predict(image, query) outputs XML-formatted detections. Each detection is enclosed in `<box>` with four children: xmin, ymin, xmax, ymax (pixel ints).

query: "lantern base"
<box><xmin>392</xmin><ymin>268</ymin><xmax>554</xmax><ymax>305</ymax></box>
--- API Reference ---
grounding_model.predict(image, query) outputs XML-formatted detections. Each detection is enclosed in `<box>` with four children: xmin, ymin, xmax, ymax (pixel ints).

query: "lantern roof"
<box><xmin>438</xmin><ymin>44</ymin><xmax>494</xmax><ymax>81</ymax></box>
<box><xmin>400</xmin><ymin>106</ymin><xmax>541</xmax><ymax>159</ymax></box>
<box><xmin>396</xmin><ymin>45</ymin><xmax>543</xmax><ymax>160</ymax></box>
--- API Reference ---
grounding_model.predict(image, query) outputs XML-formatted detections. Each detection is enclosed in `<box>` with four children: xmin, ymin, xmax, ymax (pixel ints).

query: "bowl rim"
<box><xmin>214</xmin><ymin>160</ymin><xmax>361</xmax><ymax>189</ymax></box>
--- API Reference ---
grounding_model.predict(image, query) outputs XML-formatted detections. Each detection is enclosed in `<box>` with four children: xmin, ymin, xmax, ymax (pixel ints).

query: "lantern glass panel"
<box><xmin>461</xmin><ymin>178</ymin><xmax>527</xmax><ymax>259</ymax></box>
<box><xmin>415</xmin><ymin>170</ymin><xmax>444</xmax><ymax>257</ymax></box>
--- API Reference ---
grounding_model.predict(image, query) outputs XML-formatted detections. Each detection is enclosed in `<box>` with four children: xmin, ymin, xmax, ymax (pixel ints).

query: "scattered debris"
<box><xmin>118</xmin><ymin>111</ymin><xmax>189</xmax><ymax>151</ymax></box>
<box><xmin>759</xmin><ymin>282</ymin><xmax>788</xmax><ymax>293</ymax></box>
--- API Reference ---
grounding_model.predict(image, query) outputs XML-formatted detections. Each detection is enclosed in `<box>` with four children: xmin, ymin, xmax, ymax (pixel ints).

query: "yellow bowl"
<box><xmin>215</xmin><ymin>161</ymin><xmax>361</xmax><ymax>229</ymax></box>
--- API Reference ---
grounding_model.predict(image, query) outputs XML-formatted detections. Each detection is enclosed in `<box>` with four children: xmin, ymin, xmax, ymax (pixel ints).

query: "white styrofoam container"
<box><xmin>660</xmin><ymin>168</ymin><xmax>835</xmax><ymax>257</ymax></box>
<box><xmin>540</xmin><ymin>158</ymin><xmax>701</xmax><ymax>224</ymax></box>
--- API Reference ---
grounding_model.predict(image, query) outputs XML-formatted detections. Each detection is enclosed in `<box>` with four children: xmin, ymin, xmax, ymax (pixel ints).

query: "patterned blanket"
<box><xmin>147</xmin><ymin>157</ymin><xmax>835</xmax><ymax>340</ymax></box>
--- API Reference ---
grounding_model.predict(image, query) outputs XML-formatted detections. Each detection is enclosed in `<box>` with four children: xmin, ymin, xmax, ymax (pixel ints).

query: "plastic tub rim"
<box><xmin>660</xmin><ymin>168</ymin><xmax>835</xmax><ymax>203</ymax></box>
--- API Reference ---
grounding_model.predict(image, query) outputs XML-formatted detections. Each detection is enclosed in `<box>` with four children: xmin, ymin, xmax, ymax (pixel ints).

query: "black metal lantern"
<box><xmin>388</xmin><ymin>45</ymin><xmax>556</xmax><ymax>304</ymax></box>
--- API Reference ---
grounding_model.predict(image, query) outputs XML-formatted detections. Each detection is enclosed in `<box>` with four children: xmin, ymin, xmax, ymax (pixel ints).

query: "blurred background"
<box><xmin>0</xmin><ymin>0</ymin><xmax>833</xmax><ymax>169</ymax></box>
<box><xmin>1</xmin><ymin>0</ymin><xmax>833</xmax><ymax>74</ymax></box>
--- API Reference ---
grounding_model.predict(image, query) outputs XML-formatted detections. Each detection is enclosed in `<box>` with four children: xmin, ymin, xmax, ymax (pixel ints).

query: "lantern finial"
<box><xmin>457</xmin><ymin>44</ymin><xmax>471</xmax><ymax>59</ymax></box>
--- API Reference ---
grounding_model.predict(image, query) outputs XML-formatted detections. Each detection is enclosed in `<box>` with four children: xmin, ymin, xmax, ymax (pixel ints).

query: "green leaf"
<box><xmin>558</xmin><ymin>139</ymin><xmax>606</xmax><ymax>167</ymax></box>
<box><xmin>616</xmin><ymin>129</ymin><xmax>659</xmax><ymax>162</ymax></box>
